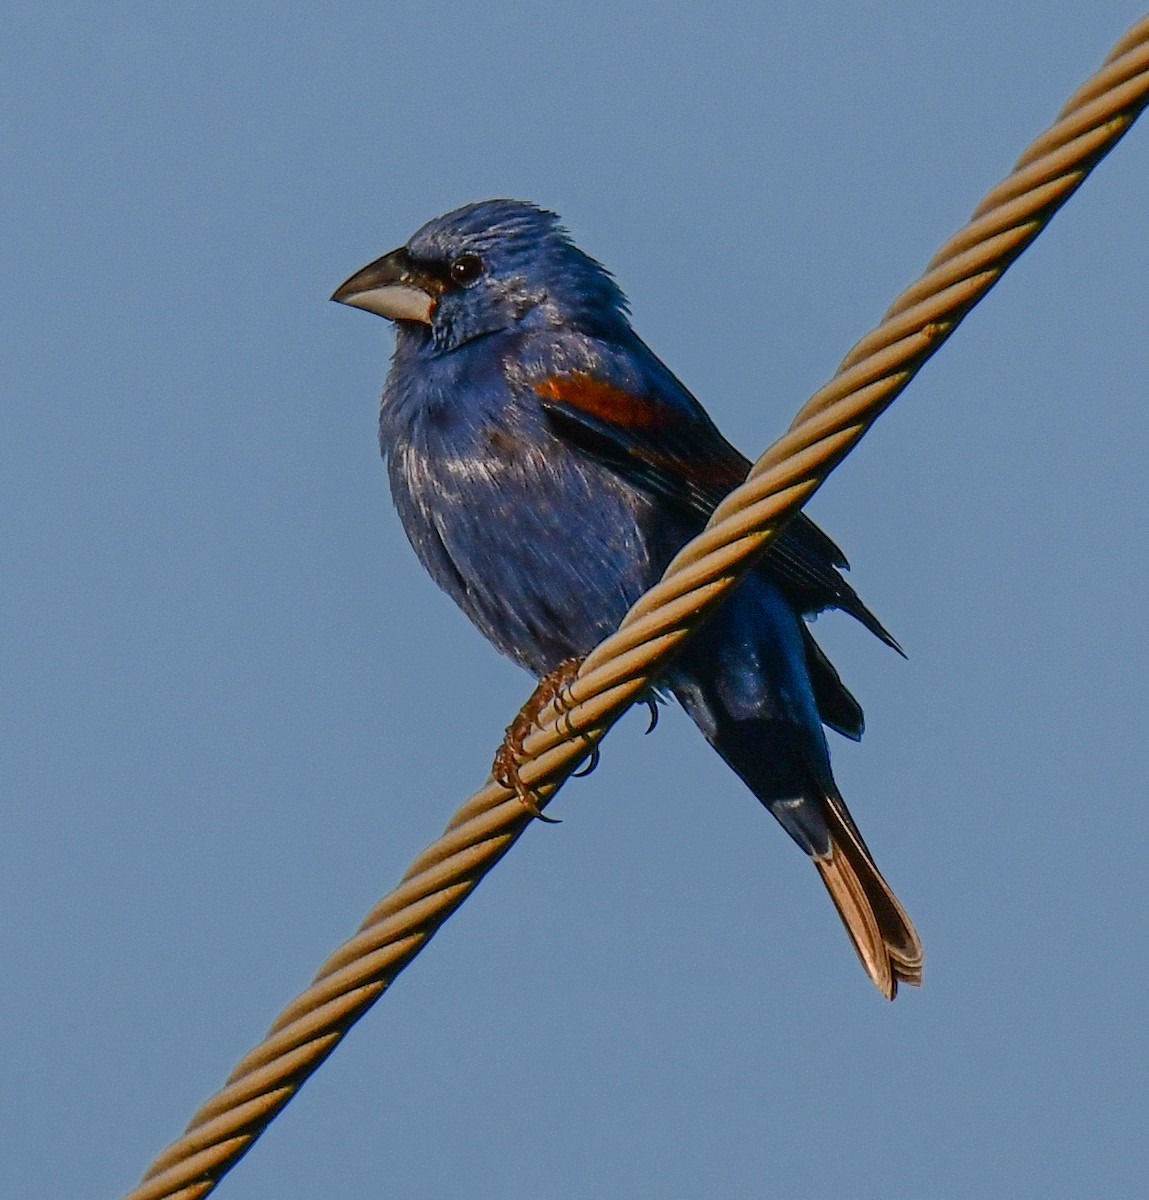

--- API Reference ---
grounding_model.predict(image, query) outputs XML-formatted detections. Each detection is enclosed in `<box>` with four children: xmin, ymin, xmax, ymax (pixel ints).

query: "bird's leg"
<box><xmin>492</xmin><ymin>656</ymin><xmax>583</xmax><ymax>822</ymax></box>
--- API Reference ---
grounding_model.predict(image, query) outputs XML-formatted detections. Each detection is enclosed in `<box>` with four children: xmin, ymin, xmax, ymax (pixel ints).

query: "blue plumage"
<box><xmin>333</xmin><ymin>200</ymin><xmax>921</xmax><ymax>997</ymax></box>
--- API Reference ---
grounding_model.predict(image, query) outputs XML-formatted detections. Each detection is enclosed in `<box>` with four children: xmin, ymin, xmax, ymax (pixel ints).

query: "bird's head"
<box><xmin>332</xmin><ymin>199</ymin><xmax>629</xmax><ymax>353</ymax></box>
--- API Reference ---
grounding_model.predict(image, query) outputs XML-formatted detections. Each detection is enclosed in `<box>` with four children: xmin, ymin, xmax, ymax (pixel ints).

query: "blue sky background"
<box><xmin>3</xmin><ymin>4</ymin><xmax>1148</xmax><ymax>1197</ymax></box>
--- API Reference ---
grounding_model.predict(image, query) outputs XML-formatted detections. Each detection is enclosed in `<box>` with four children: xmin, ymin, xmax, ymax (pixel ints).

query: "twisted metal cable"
<box><xmin>126</xmin><ymin>16</ymin><xmax>1149</xmax><ymax>1200</ymax></box>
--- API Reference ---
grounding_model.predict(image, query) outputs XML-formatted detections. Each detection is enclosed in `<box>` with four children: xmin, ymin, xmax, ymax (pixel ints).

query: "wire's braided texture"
<box><xmin>126</xmin><ymin>17</ymin><xmax>1149</xmax><ymax>1200</ymax></box>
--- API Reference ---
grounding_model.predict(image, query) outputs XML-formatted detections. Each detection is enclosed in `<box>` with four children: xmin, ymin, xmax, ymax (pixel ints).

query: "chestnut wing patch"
<box><xmin>534</xmin><ymin>372</ymin><xmax>673</xmax><ymax>429</ymax></box>
<box><xmin>534</xmin><ymin>372</ymin><xmax>747</xmax><ymax>519</ymax></box>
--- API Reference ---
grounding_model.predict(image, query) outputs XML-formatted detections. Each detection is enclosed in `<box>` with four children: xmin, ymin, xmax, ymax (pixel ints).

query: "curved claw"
<box><xmin>492</xmin><ymin>741</ymin><xmax>559</xmax><ymax>823</ymax></box>
<box><xmin>644</xmin><ymin>696</ymin><xmax>660</xmax><ymax>734</ymax></box>
<box><xmin>494</xmin><ymin>767</ymin><xmax>563</xmax><ymax>824</ymax></box>
<box><xmin>571</xmin><ymin>744</ymin><xmax>601</xmax><ymax>778</ymax></box>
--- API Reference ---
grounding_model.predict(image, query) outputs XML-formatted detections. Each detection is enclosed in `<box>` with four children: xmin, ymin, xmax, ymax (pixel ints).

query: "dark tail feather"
<box><xmin>833</xmin><ymin>577</ymin><xmax>906</xmax><ymax>658</ymax></box>
<box><xmin>813</xmin><ymin>792</ymin><xmax>923</xmax><ymax>999</ymax></box>
<box><xmin>764</xmin><ymin>515</ymin><xmax>905</xmax><ymax>656</ymax></box>
<box><xmin>803</xmin><ymin>626</ymin><xmax>864</xmax><ymax>741</ymax></box>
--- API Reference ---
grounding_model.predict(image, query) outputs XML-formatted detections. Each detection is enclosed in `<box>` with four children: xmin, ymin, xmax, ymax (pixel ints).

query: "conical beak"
<box><xmin>330</xmin><ymin>247</ymin><xmax>435</xmax><ymax>323</ymax></box>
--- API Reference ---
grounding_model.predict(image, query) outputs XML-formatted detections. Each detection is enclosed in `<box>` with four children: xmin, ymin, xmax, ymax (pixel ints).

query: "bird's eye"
<box><xmin>449</xmin><ymin>253</ymin><xmax>483</xmax><ymax>285</ymax></box>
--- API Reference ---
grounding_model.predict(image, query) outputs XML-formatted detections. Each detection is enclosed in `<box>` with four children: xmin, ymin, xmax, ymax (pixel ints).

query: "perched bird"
<box><xmin>332</xmin><ymin>200</ymin><xmax>922</xmax><ymax>998</ymax></box>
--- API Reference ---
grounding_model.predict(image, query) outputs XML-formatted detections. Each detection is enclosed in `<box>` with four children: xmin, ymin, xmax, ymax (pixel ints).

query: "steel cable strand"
<box><xmin>125</xmin><ymin>16</ymin><xmax>1149</xmax><ymax>1200</ymax></box>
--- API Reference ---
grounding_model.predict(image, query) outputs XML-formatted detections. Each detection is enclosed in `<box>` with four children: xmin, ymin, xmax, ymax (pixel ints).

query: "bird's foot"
<box><xmin>492</xmin><ymin>657</ymin><xmax>583</xmax><ymax>823</ymax></box>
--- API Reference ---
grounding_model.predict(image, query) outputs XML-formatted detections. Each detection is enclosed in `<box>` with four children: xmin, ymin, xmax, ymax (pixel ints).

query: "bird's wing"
<box><xmin>535</xmin><ymin>371</ymin><xmax>747</xmax><ymax>515</ymax></box>
<box><xmin>533</xmin><ymin>368</ymin><xmax>903</xmax><ymax>654</ymax></box>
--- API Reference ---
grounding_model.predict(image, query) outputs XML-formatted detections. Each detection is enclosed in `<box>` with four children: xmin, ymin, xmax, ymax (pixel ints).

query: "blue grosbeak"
<box><xmin>333</xmin><ymin>200</ymin><xmax>921</xmax><ymax>998</ymax></box>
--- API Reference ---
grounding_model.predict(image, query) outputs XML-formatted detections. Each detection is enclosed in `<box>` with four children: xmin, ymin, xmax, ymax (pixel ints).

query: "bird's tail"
<box><xmin>812</xmin><ymin>791</ymin><xmax>923</xmax><ymax>999</ymax></box>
